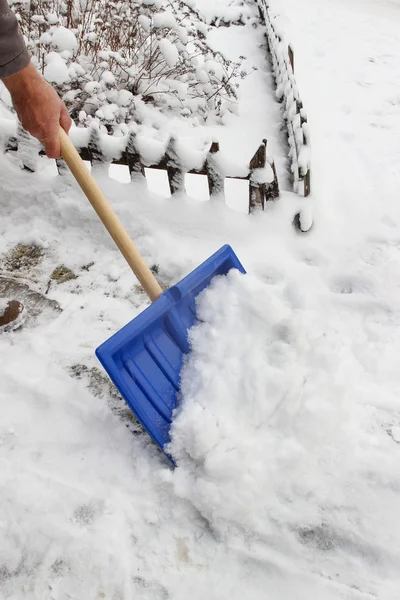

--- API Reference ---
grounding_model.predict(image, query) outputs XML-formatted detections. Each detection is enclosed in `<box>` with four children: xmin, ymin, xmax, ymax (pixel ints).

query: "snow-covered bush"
<box><xmin>12</xmin><ymin>0</ymin><xmax>248</xmax><ymax>131</ymax></box>
<box><xmin>202</xmin><ymin>0</ymin><xmax>256</xmax><ymax>27</ymax></box>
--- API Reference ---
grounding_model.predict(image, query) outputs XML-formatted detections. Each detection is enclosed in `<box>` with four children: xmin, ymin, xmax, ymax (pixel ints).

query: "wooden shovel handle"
<box><xmin>59</xmin><ymin>127</ymin><xmax>163</xmax><ymax>302</ymax></box>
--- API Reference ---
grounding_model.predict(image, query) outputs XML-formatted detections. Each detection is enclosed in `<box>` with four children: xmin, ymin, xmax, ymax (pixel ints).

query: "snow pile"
<box><xmin>167</xmin><ymin>265</ymin><xmax>400</xmax><ymax>593</ymax></box>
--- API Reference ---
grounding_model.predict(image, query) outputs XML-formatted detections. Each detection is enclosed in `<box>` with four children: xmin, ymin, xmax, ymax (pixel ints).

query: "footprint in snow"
<box><xmin>329</xmin><ymin>274</ymin><xmax>373</xmax><ymax>295</ymax></box>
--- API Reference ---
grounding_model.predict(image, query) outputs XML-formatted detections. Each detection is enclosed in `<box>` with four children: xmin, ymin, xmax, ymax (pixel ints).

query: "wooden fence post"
<box><xmin>255</xmin><ymin>0</ymin><xmax>265</xmax><ymax>24</ymax></box>
<box><xmin>165</xmin><ymin>137</ymin><xmax>184</xmax><ymax>195</ymax></box>
<box><xmin>125</xmin><ymin>132</ymin><xmax>145</xmax><ymax>181</ymax></box>
<box><xmin>205</xmin><ymin>141</ymin><xmax>224</xmax><ymax>199</ymax></box>
<box><xmin>249</xmin><ymin>139</ymin><xmax>279</xmax><ymax>212</ymax></box>
<box><xmin>299</xmin><ymin>110</ymin><xmax>311</xmax><ymax>197</ymax></box>
<box><xmin>88</xmin><ymin>127</ymin><xmax>105</xmax><ymax>169</ymax></box>
<box><xmin>249</xmin><ymin>139</ymin><xmax>267</xmax><ymax>213</ymax></box>
<box><xmin>303</xmin><ymin>169</ymin><xmax>311</xmax><ymax>197</ymax></box>
<box><xmin>288</xmin><ymin>44</ymin><xmax>294</xmax><ymax>72</ymax></box>
<box><xmin>266</xmin><ymin>159</ymin><xmax>280</xmax><ymax>200</ymax></box>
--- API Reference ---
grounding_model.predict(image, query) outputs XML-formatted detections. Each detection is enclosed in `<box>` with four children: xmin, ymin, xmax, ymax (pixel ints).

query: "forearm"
<box><xmin>0</xmin><ymin>0</ymin><xmax>30</xmax><ymax>79</ymax></box>
<box><xmin>3</xmin><ymin>61</ymin><xmax>41</xmax><ymax>98</ymax></box>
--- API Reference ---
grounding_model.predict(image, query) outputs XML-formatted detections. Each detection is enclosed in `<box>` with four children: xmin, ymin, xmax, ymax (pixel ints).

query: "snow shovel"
<box><xmin>60</xmin><ymin>128</ymin><xmax>246</xmax><ymax>453</ymax></box>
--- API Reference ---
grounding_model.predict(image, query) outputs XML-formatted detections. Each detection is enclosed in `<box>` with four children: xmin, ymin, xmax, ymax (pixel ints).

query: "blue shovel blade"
<box><xmin>96</xmin><ymin>244</ymin><xmax>246</xmax><ymax>454</ymax></box>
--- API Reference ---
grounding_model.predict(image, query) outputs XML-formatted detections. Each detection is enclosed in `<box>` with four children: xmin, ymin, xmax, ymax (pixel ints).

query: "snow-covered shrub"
<box><xmin>12</xmin><ymin>0</ymin><xmax>248</xmax><ymax>131</ymax></box>
<box><xmin>203</xmin><ymin>0</ymin><xmax>256</xmax><ymax>27</ymax></box>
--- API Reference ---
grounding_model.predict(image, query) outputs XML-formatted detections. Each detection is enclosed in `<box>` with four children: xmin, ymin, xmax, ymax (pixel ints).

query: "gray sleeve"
<box><xmin>0</xmin><ymin>0</ymin><xmax>30</xmax><ymax>79</ymax></box>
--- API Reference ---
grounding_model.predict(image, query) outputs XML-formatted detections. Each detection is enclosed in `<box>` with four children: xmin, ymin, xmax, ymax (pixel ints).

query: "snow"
<box><xmin>97</xmin><ymin>133</ymin><xmax>126</xmax><ymax>161</ymax></box>
<box><xmin>31</xmin><ymin>14</ymin><xmax>46</xmax><ymax>24</ymax></box>
<box><xmin>100</xmin><ymin>70</ymin><xmax>116</xmax><ymax>86</ymax></box>
<box><xmin>153</xmin><ymin>10</ymin><xmax>178</xmax><ymax>29</ymax></box>
<box><xmin>0</xmin><ymin>117</ymin><xmax>17</xmax><ymax>138</ymax></box>
<box><xmin>250</xmin><ymin>164</ymin><xmax>274</xmax><ymax>184</ymax></box>
<box><xmin>174</xmin><ymin>137</ymin><xmax>207</xmax><ymax>171</ymax></box>
<box><xmin>51</xmin><ymin>26</ymin><xmax>78</xmax><ymax>52</ymax></box>
<box><xmin>2</xmin><ymin>0</ymin><xmax>400</xmax><ymax>596</ymax></box>
<box><xmin>197</xmin><ymin>0</ymin><xmax>254</xmax><ymax>26</ymax></box>
<box><xmin>202</xmin><ymin>22</ymin><xmax>289</xmax><ymax>189</ymax></box>
<box><xmin>135</xmin><ymin>134</ymin><xmax>168</xmax><ymax>164</ymax></box>
<box><xmin>84</xmin><ymin>81</ymin><xmax>101</xmax><ymax>94</ymax></box>
<box><xmin>39</xmin><ymin>31</ymin><xmax>52</xmax><ymax>45</ymax></box>
<box><xmin>177</xmin><ymin>26</ymin><xmax>188</xmax><ymax>44</ymax></box>
<box><xmin>0</xmin><ymin>298</ymin><xmax>8</xmax><ymax>314</ymax></box>
<box><xmin>138</xmin><ymin>14</ymin><xmax>151</xmax><ymax>31</ymax></box>
<box><xmin>168</xmin><ymin>256</ymin><xmax>400</xmax><ymax>597</ymax></box>
<box><xmin>95</xmin><ymin>103</ymin><xmax>120</xmax><ymax>122</ymax></box>
<box><xmin>46</xmin><ymin>12</ymin><xmax>59</xmax><ymax>25</ymax></box>
<box><xmin>69</xmin><ymin>125</ymin><xmax>91</xmax><ymax>148</ymax></box>
<box><xmin>118</xmin><ymin>89</ymin><xmax>134</xmax><ymax>107</ymax></box>
<box><xmin>158</xmin><ymin>38</ymin><xmax>179</xmax><ymax>67</ymax></box>
<box><xmin>168</xmin><ymin>0</ymin><xmax>400</xmax><ymax>596</ymax></box>
<box><xmin>43</xmin><ymin>52</ymin><xmax>70</xmax><ymax>85</ymax></box>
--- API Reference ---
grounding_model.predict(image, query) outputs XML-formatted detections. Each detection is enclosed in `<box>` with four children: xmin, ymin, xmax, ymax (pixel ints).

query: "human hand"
<box><xmin>3</xmin><ymin>62</ymin><xmax>71</xmax><ymax>158</ymax></box>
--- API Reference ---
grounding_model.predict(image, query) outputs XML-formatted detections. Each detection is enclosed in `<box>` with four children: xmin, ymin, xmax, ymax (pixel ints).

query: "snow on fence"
<box><xmin>1</xmin><ymin>122</ymin><xmax>279</xmax><ymax>214</ymax></box>
<box><xmin>256</xmin><ymin>0</ymin><xmax>311</xmax><ymax>198</ymax></box>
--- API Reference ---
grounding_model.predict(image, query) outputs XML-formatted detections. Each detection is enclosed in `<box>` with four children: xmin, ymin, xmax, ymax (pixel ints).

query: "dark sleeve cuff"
<box><xmin>0</xmin><ymin>47</ymin><xmax>30</xmax><ymax>79</ymax></box>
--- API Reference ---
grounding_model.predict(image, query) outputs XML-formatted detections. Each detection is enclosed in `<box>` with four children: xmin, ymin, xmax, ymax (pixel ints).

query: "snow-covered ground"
<box><xmin>1</xmin><ymin>0</ymin><xmax>400</xmax><ymax>598</ymax></box>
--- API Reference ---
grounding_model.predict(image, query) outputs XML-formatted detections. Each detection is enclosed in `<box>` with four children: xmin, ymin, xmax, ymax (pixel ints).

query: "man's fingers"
<box><xmin>60</xmin><ymin>105</ymin><xmax>72</xmax><ymax>134</ymax></box>
<box><xmin>42</xmin><ymin>132</ymin><xmax>61</xmax><ymax>159</ymax></box>
<box><xmin>45</xmin><ymin>106</ymin><xmax>71</xmax><ymax>158</ymax></box>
